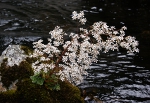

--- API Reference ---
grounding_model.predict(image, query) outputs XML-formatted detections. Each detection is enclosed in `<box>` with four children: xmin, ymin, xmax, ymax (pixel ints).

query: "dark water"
<box><xmin>0</xmin><ymin>0</ymin><xmax>150</xmax><ymax>102</ymax></box>
<box><xmin>0</xmin><ymin>0</ymin><xmax>83</xmax><ymax>52</ymax></box>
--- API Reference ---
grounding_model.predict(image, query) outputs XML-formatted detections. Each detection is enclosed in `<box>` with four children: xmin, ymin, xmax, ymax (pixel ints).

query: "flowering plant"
<box><xmin>30</xmin><ymin>11</ymin><xmax>139</xmax><ymax>90</ymax></box>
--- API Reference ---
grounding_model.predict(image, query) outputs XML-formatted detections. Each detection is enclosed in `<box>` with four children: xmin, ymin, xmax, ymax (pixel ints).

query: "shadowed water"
<box><xmin>78</xmin><ymin>51</ymin><xmax>149</xmax><ymax>103</ymax></box>
<box><xmin>0</xmin><ymin>0</ymin><xmax>150</xmax><ymax>103</ymax></box>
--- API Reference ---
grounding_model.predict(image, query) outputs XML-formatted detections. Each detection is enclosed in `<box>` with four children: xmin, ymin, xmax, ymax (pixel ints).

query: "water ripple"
<box><xmin>0</xmin><ymin>0</ymin><xmax>150</xmax><ymax>102</ymax></box>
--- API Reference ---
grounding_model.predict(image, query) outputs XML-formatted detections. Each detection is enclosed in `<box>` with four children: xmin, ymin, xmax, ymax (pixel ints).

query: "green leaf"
<box><xmin>30</xmin><ymin>73</ymin><xmax>45</xmax><ymax>85</ymax></box>
<box><xmin>36</xmin><ymin>77</ymin><xmax>44</xmax><ymax>85</ymax></box>
<box><xmin>55</xmin><ymin>84</ymin><xmax>60</xmax><ymax>91</ymax></box>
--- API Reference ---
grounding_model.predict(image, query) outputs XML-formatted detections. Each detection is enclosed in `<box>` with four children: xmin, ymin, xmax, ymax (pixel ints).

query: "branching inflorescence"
<box><xmin>30</xmin><ymin>11</ymin><xmax>139</xmax><ymax>88</ymax></box>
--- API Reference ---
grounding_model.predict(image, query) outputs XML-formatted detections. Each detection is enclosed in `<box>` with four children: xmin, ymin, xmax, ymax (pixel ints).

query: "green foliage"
<box><xmin>30</xmin><ymin>73</ymin><xmax>60</xmax><ymax>91</ymax></box>
<box><xmin>44</xmin><ymin>74</ymin><xmax>60</xmax><ymax>91</ymax></box>
<box><xmin>30</xmin><ymin>73</ymin><xmax>45</xmax><ymax>85</ymax></box>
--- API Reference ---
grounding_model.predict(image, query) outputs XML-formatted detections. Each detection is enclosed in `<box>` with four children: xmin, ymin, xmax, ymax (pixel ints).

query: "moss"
<box><xmin>0</xmin><ymin>60</ymin><xmax>33</xmax><ymax>88</ymax></box>
<box><xmin>0</xmin><ymin>76</ymin><xmax>84</xmax><ymax>103</ymax></box>
<box><xmin>15</xmin><ymin>79</ymin><xmax>84</xmax><ymax>103</ymax></box>
<box><xmin>20</xmin><ymin>45</ymin><xmax>33</xmax><ymax>55</ymax></box>
<box><xmin>16</xmin><ymin>78</ymin><xmax>53</xmax><ymax>103</ymax></box>
<box><xmin>0</xmin><ymin>90</ymin><xmax>17</xmax><ymax>103</ymax></box>
<box><xmin>0</xmin><ymin>78</ymin><xmax>84</xmax><ymax>103</ymax></box>
<box><xmin>2</xmin><ymin>58</ymin><xmax>8</xmax><ymax>63</ymax></box>
<box><xmin>50</xmin><ymin>80</ymin><xmax>84</xmax><ymax>103</ymax></box>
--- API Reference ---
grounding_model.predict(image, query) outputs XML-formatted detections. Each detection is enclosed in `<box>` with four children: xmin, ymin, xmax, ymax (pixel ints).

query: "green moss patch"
<box><xmin>0</xmin><ymin>90</ymin><xmax>17</xmax><ymax>103</ymax></box>
<box><xmin>0</xmin><ymin>60</ymin><xmax>33</xmax><ymax>88</ymax></box>
<box><xmin>20</xmin><ymin>45</ymin><xmax>33</xmax><ymax>55</ymax></box>
<box><xmin>0</xmin><ymin>79</ymin><xmax>84</xmax><ymax>103</ymax></box>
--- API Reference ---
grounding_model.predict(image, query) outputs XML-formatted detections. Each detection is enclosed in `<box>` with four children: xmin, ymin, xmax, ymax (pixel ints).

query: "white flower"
<box><xmin>79</xmin><ymin>18</ymin><xmax>87</xmax><ymax>25</ymax></box>
<box><xmin>72</xmin><ymin>11</ymin><xmax>78</xmax><ymax>20</ymax></box>
<box><xmin>30</xmin><ymin>11</ymin><xmax>139</xmax><ymax>86</ymax></box>
<box><xmin>72</xmin><ymin>11</ymin><xmax>86</xmax><ymax>25</ymax></box>
<box><xmin>62</xmin><ymin>56</ymin><xmax>68</xmax><ymax>62</ymax></box>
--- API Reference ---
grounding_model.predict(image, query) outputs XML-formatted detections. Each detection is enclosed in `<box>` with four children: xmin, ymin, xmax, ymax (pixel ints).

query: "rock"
<box><xmin>0</xmin><ymin>45</ymin><xmax>31</xmax><ymax>90</ymax></box>
<box><xmin>0</xmin><ymin>83</ymin><xmax>7</xmax><ymax>92</ymax></box>
<box><xmin>0</xmin><ymin>45</ymin><xmax>28</xmax><ymax>67</ymax></box>
<box><xmin>84</xmin><ymin>95</ymin><xmax>103</xmax><ymax>103</ymax></box>
<box><xmin>81</xmin><ymin>87</ymin><xmax>103</xmax><ymax>103</ymax></box>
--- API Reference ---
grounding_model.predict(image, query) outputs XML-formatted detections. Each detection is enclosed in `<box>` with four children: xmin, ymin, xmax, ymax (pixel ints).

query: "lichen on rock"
<box><xmin>0</xmin><ymin>45</ymin><xmax>28</xmax><ymax>67</ymax></box>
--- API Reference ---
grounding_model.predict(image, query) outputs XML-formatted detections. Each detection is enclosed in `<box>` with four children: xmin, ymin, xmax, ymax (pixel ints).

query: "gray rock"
<box><xmin>0</xmin><ymin>45</ymin><xmax>29</xmax><ymax>92</ymax></box>
<box><xmin>0</xmin><ymin>45</ymin><xmax>28</xmax><ymax>67</ymax></box>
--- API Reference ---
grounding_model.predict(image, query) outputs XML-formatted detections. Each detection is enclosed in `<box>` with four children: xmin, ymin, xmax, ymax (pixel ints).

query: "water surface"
<box><xmin>0</xmin><ymin>0</ymin><xmax>150</xmax><ymax>102</ymax></box>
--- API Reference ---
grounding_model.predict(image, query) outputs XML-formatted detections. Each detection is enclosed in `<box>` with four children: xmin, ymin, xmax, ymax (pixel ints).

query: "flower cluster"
<box><xmin>30</xmin><ymin>11</ymin><xmax>139</xmax><ymax>86</ymax></box>
<box><xmin>72</xmin><ymin>11</ymin><xmax>87</xmax><ymax>25</ymax></box>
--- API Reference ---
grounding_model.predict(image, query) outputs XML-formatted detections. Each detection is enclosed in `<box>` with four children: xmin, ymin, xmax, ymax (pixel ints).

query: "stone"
<box><xmin>0</xmin><ymin>45</ymin><xmax>28</xmax><ymax>67</ymax></box>
<box><xmin>0</xmin><ymin>45</ymin><xmax>29</xmax><ymax>92</ymax></box>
